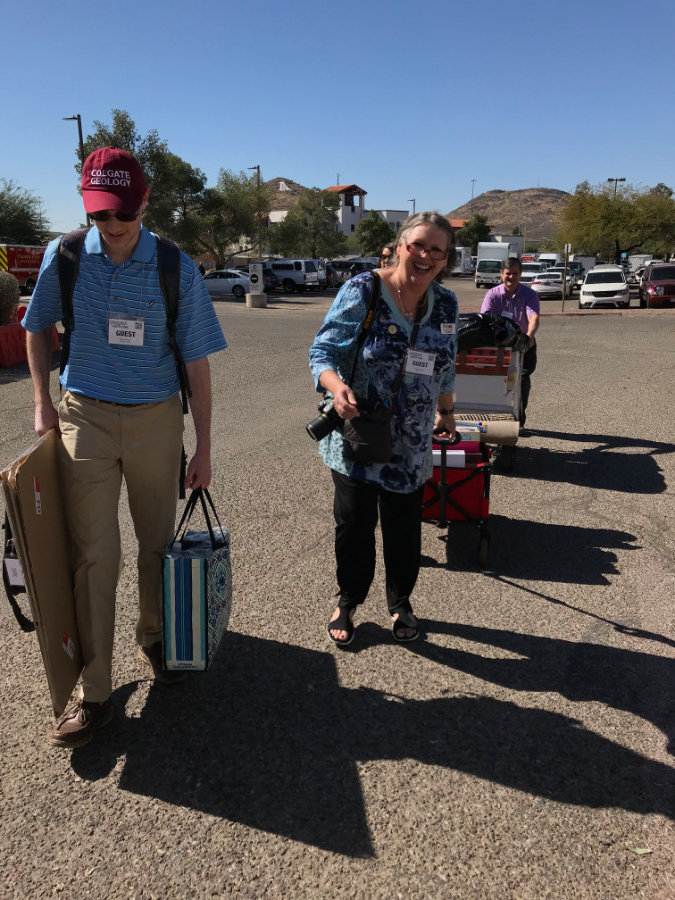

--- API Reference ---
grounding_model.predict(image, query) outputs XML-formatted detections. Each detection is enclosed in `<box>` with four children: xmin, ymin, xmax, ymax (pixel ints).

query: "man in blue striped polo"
<box><xmin>23</xmin><ymin>147</ymin><xmax>227</xmax><ymax>749</ymax></box>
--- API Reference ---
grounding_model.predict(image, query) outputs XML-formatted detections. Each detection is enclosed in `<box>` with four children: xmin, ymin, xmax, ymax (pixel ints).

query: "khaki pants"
<box><xmin>58</xmin><ymin>392</ymin><xmax>184</xmax><ymax>702</ymax></box>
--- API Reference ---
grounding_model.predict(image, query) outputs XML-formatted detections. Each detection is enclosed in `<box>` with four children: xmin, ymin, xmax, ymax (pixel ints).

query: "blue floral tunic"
<box><xmin>309</xmin><ymin>272</ymin><xmax>458</xmax><ymax>493</ymax></box>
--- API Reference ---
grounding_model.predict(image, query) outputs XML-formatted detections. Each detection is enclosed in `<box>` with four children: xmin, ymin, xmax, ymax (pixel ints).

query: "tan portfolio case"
<box><xmin>2</xmin><ymin>430</ymin><xmax>82</xmax><ymax>716</ymax></box>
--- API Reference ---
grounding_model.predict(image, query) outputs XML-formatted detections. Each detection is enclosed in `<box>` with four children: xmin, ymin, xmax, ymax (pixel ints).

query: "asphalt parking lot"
<box><xmin>0</xmin><ymin>284</ymin><xmax>673</xmax><ymax>899</ymax></box>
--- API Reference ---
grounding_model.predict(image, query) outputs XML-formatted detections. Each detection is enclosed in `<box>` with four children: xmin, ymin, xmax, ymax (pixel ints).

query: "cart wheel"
<box><xmin>477</xmin><ymin>532</ymin><xmax>490</xmax><ymax>568</ymax></box>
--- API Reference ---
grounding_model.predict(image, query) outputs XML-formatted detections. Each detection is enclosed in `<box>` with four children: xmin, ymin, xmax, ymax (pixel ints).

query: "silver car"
<box><xmin>530</xmin><ymin>271</ymin><xmax>564</xmax><ymax>298</ymax></box>
<box><xmin>203</xmin><ymin>269</ymin><xmax>250</xmax><ymax>299</ymax></box>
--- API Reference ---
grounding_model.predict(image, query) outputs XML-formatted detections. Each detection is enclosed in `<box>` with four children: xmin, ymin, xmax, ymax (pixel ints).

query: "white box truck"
<box><xmin>538</xmin><ymin>252</ymin><xmax>564</xmax><ymax>269</ymax></box>
<box><xmin>474</xmin><ymin>241</ymin><xmax>520</xmax><ymax>289</ymax></box>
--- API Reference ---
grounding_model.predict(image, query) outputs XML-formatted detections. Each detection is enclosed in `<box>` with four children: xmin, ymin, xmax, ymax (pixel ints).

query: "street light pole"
<box><xmin>408</xmin><ymin>198</ymin><xmax>416</xmax><ymax>216</ymax></box>
<box><xmin>63</xmin><ymin>114</ymin><xmax>85</xmax><ymax>166</ymax></box>
<box><xmin>63</xmin><ymin>114</ymin><xmax>88</xmax><ymax>224</ymax></box>
<box><xmin>248</xmin><ymin>164</ymin><xmax>262</xmax><ymax>260</ymax></box>
<box><xmin>607</xmin><ymin>177</ymin><xmax>626</xmax><ymax>263</ymax></box>
<box><xmin>471</xmin><ymin>178</ymin><xmax>477</xmax><ymax>200</ymax></box>
<box><xmin>607</xmin><ymin>176</ymin><xmax>625</xmax><ymax>199</ymax></box>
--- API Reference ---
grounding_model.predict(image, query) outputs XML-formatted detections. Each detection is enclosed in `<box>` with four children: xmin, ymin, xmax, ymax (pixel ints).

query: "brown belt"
<box><xmin>80</xmin><ymin>394</ymin><xmax>149</xmax><ymax>408</ymax></box>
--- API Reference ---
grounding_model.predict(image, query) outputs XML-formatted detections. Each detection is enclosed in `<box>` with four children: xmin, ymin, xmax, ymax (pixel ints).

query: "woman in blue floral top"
<box><xmin>309</xmin><ymin>213</ymin><xmax>458</xmax><ymax>646</ymax></box>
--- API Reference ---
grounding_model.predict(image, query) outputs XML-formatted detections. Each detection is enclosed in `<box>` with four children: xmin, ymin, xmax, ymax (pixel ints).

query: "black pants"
<box><xmin>520</xmin><ymin>342</ymin><xmax>538</xmax><ymax>427</ymax></box>
<box><xmin>331</xmin><ymin>469</ymin><xmax>424</xmax><ymax>616</ymax></box>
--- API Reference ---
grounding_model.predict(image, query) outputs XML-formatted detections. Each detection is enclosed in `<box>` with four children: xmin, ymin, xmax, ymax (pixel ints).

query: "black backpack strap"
<box><xmin>156</xmin><ymin>236</ymin><xmax>191</xmax><ymax>415</ymax></box>
<box><xmin>156</xmin><ymin>236</ymin><xmax>192</xmax><ymax>500</ymax></box>
<box><xmin>57</xmin><ymin>228</ymin><xmax>88</xmax><ymax>375</ymax></box>
<box><xmin>2</xmin><ymin>513</ymin><xmax>34</xmax><ymax>633</ymax></box>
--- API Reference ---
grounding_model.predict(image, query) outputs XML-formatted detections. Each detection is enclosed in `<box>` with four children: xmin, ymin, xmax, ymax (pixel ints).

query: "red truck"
<box><xmin>0</xmin><ymin>243</ymin><xmax>46</xmax><ymax>293</ymax></box>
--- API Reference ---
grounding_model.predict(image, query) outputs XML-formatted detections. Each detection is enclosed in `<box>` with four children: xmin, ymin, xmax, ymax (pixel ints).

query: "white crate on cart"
<box><xmin>453</xmin><ymin>345</ymin><xmax>523</xmax><ymax>446</ymax></box>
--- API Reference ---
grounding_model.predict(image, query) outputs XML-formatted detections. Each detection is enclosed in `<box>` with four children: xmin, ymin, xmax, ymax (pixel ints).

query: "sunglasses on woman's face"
<box><xmin>89</xmin><ymin>209</ymin><xmax>141</xmax><ymax>222</ymax></box>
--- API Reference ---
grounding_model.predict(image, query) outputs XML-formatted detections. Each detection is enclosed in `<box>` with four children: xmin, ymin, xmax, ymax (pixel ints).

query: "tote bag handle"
<box><xmin>171</xmin><ymin>488</ymin><xmax>225</xmax><ymax>551</ymax></box>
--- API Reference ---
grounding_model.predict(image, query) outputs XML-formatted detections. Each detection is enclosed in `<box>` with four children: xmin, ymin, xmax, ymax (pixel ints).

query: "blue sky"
<box><xmin>2</xmin><ymin>0</ymin><xmax>673</xmax><ymax>233</ymax></box>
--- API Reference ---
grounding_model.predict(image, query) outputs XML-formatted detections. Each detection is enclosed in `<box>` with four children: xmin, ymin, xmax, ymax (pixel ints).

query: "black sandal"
<box><xmin>327</xmin><ymin>606</ymin><xmax>355</xmax><ymax>647</ymax></box>
<box><xmin>392</xmin><ymin>610</ymin><xmax>419</xmax><ymax>643</ymax></box>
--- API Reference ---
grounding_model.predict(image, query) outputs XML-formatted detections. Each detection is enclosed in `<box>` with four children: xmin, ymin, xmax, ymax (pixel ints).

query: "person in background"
<box><xmin>309</xmin><ymin>213</ymin><xmax>458</xmax><ymax>647</ymax></box>
<box><xmin>23</xmin><ymin>147</ymin><xmax>227</xmax><ymax>749</ymax></box>
<box><xmin>379</xmin><ymin>242</ymin><xmax>396</xmax><ymax>268</ymax></box>
<box><xmin>480</xmin><ymin>257</ymin><xmax>539</xmax><ymax>436</ymax></box>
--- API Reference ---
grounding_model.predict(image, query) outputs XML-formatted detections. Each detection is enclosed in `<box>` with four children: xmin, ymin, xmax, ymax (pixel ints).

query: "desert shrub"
<box><xmin>0</xmin><ymin>270</ymin><xmax>21</xmax><ymax>325</ymax></box>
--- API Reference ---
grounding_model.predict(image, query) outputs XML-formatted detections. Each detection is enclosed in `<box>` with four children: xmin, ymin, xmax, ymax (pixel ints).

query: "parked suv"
<box><xmin>264</xmin><ymin>259</ymin><xmax>320</xmax><ymax>293</ymax></box>
<box><xmin>578</xmin><ymin>265</ymin><xmax>630</xmax><ymax>309</ymax></box>
<box><xmin>638</xmin><ymin>262</ymin><xmax>675</xmax><ymax>309</ymax></box>
<box><xmin>324</xmin><ymin>264</ymin><xmax>340</xmax><ymax>290</ymax></box>
<box><xmin>330</xmin><ymin>259</ymin><xmax>377</xmax><ymax>285</ymax></box>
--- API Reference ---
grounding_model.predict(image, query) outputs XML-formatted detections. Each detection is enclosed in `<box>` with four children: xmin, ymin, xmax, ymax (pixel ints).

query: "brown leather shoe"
<box><xmin>138</xmin><ymin>642</ymin><xmax>187</xmax><ymax>684</ymax></box>
<box><xmin>49</xmin><ymin>700</ymin><xmax>113</xmax><ymax>749</ymax></box>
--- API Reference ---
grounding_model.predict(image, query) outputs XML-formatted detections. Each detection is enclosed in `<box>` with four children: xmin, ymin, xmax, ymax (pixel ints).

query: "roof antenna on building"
<box><xmin>336</xmin><ymin>173</ymin><xmax>340</xmax><ymax>184</ymax></box>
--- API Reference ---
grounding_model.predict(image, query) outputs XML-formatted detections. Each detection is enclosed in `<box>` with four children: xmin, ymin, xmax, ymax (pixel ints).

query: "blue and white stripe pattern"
<box><xmin>163</xmin><ymin>557</ymin><xmax>208</xmax><ymax>669</ymax></box>
<box><xmin>22</xmin><ymin>226</ymin><xmax>226</xmax><ymax>403</ymax></box>
<box><xmin>162</xmin><ymin>528</ymin><xmax>232</xmax><ymax>670</ymax></box>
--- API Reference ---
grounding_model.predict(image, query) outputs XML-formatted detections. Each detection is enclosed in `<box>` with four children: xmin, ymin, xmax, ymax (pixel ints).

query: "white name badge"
<box><xmin>405</xmin><ymin>349</ymin><xmax>435</xmax><ymax>377</ymax></box>
<box><xmin>4</xmin><ymin>557</ymin><xmax>24</xmax><ymax>588</ymax></box>
<box><xmin>440</xmin><ymin>322</ymin><xmax>456</xmax><ymax>334</ymax></box>
<box><xmin>502</xmin><ymin>310</ymin><xmax>515</xmax><ymax>320</ymax></box>
<box><xmin>108</xmin><ymin>317</ymin><xmax>145</xmax><ymax>347</ymax></box>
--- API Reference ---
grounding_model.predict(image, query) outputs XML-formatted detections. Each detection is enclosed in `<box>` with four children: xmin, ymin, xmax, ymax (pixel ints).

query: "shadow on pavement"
<box><xmin>513</xmin><ymin>429</ymin><xmax>675</xmax><ymax>494</ymax></box>
<box><xmin>70</xmin><ymin>630</ymin><xmax>675</xmax><ymax>855</ymax></box>
<box><xmin>411</xmin><ymin>621</ymin><xmax>675</xmax><ymax>757</ymax></box>
<box><xmin>422</xmin><ymin>513</ymin><xmax>638</xmax><ymax>585</ymax></box>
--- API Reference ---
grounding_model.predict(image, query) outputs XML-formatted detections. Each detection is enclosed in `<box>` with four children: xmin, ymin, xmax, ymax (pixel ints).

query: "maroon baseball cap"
<box><xmin>81</xmin><ymin>147</ymin><xmax>147</xmax><ymax>214</ymax></box>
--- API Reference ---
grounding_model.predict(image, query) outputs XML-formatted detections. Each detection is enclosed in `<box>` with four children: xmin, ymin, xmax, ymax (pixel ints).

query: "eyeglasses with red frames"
<box><xmin>406</xmin><ymin>241</ymin><xmax>448</xmax><ymax>261</ymax></box>
<box><xmin>89</xmin><ymin>209</ymin><xmax>141</xmax><ymax>222</ymax></box>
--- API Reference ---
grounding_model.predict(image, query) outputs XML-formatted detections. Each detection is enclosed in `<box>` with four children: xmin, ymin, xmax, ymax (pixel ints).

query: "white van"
<box><xmin>264</xmin><ymin>259</ymin><xmax>320</xmax><ymax>293</ymax></box>
<box><xmin>452</xmin><ymin>247</ymin><xmax>475</xmax><ymax>276</ymax></box>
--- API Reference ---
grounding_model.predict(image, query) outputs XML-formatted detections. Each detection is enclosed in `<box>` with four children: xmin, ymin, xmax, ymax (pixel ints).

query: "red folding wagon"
<box><xmin>422</xmin><ymin>321</ymin><xmax>526</xmax><ymax>567</ymax></box>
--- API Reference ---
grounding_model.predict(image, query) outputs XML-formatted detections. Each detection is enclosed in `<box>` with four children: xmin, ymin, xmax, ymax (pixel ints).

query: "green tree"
<box><xmin>268</xmin><ymin>189</ymin><xmax>347</xmax><ymax>258</ymax></box>
<box><xmin>354</xmin><ymin>211</ymin><xmax>395</xmax><ymax>256</ymax></box>
<box><xmin>143</xmin><ymin>151</ymin><xmax>208</xmax><ymax>252</ymax></box>
<box><xmin>79</xmin><ymin>109</ymin><xmax>209</xmax><ymax>254</ymax></box>
<box><xmin>0</xmin><ymin>180</ymin><xmax>49</xmax><ymax>245</ymax></box>
<box><xmin>196</xmin><ymin>170</ymin><xmax>272</xmax><ymax>268</ymax></box>
<box><xmin>559</xmin><ymin>181</ymin><xmax>675</xmax><ymax>261</ymax></box>
<box><xmin>453</xmin><ymin>214</ymin><xmax>492</xmax><ymax>254</ymax></box>
<box><xmin>79</xmin><ymin>109</ymin><xmax>165</xmax><ymax>181</ymax></box>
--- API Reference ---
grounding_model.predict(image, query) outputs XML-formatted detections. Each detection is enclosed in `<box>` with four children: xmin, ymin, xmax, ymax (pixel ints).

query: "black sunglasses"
<box><xmin>89</xmin><ymin>209</ymin><xmax>141</xmax><ymax>222</ymax></box>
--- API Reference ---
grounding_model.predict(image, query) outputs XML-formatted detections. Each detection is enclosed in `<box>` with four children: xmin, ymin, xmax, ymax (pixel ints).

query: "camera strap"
<box><xmin>345</xmin><ymin>271</ymin><xmax>424</xmax><ymax>404</ymax></box>
<box><xmin>345</xmin><ymin>271</ymin><xmax>382</xmax><ymax>387</ymax></box>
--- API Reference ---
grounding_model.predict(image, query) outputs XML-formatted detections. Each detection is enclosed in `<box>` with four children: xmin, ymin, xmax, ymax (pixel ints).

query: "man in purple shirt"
<box><xmin>480</xmin><ymin>257</ymin><xmax>539</xmax><ymax>434</ymax></box>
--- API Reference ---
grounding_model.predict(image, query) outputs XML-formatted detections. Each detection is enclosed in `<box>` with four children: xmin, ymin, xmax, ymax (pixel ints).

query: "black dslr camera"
<box><xmin>306</xmin><ymin>397</ymin><xmax>343</xmax><ymax>442</ymax></box>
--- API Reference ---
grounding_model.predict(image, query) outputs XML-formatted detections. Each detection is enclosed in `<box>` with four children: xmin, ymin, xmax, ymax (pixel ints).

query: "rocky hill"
<box><xmin>448</xmin><ymin>188</ymin><xmax>571</xmax><ymax>240</ymax></box>
<box><xmin>264</xmin><ymin>177</ymin><xmax>308</xmax><ymax>212</ymax></box>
